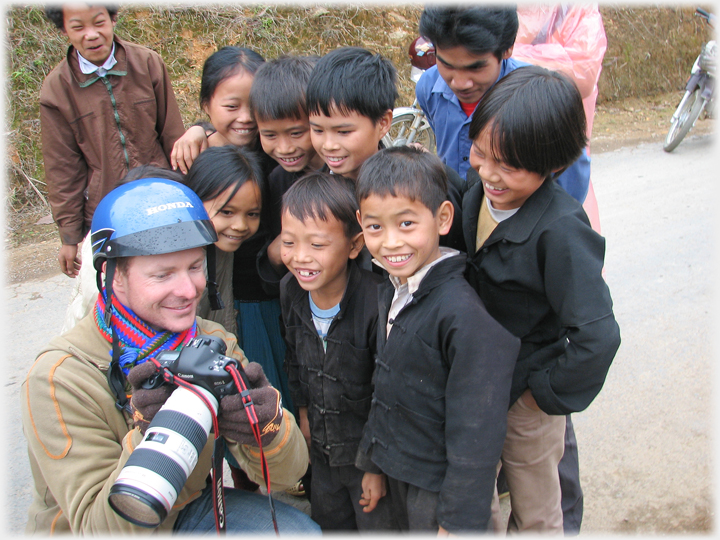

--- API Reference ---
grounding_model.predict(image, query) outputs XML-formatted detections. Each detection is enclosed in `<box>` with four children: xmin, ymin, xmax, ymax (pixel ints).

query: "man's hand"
<box><xmin>58</xmin><ymin>243</ymin><xmax>81</xmax><ymax>277</ymax></box>
<box><xmin>359</xmin><ymin>472</ymin><xmax>387</xmax><ymax>513</ymax></box>
<box><xmin>170</xmin><ymin>125</ymin><xmax>208</xmax><ymax>174</ymax></box>
<box><xmin>127</xmin><ymin>360</ymin><xmax>175</xmax><ymax>435</ymax></box>
<box><xmin>218</xmin><ymin>362</ymin><xmax>283</xmax><ymax>447</ymax></box>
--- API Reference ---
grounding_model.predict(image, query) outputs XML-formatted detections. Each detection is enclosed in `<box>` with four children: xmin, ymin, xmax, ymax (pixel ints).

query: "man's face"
<box><xmin>434</xmin><ymin>45</ymin><xmax>512</xmax><ymax>104</ymax></box>
<box><xmin>62</xmin><ymin>4</ymin><xmax>116</xmax><ymax>66</ymax></box>
<box><xmin>309</xmin><ymin>105</ymin><xmax>392</xmax><ymax>180</ymax></box>
<box><xmin>112</xmin><ymin>248</ymin><xmax>206</xmax><ymax>333</ymax></box>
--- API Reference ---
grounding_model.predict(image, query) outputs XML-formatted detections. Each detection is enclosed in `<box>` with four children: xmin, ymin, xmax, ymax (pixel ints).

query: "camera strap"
<box><xmin>212</xmin><ymin>437</ymin><xmax>227</xmax><ymax>533</ymax></box>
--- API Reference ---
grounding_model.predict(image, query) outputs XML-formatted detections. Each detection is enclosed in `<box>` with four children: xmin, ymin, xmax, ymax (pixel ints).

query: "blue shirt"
<box><xmin>416</xmin><ymin>61</ymin><xmax>590</xmax><ymax>203</ymax></box>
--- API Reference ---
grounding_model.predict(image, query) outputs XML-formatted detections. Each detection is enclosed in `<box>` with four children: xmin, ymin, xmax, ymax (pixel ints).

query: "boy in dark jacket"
<box><xmin>354</xmin><ymin>146</ymin><xmax>520</xmax><ymax>532</ymax></box>
<box><xmin>462</xmin><ymin>66</ymin><xmax>621</xmax><ymax>532</ymax></box>
<box><xmin>279</xmin><ymin>172</ymin><xmax>397</xmax><ymax>530</ymax></box>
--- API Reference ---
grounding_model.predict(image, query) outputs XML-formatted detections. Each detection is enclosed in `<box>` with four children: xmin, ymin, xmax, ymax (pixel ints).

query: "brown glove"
<box><xmin>127</xmin><ymin>360</ymin><xmax>175</xmax><ymax>435</ymax></box>
<box><xmin>218</xmin><ymin>362</ymin><xmax>283</xmax><ymax>447</ymax></box>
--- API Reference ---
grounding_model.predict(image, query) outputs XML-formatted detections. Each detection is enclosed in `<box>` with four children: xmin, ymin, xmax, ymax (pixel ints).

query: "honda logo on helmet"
<box><xmin>146</xmin><ymin>201</ymin><xmax>194</xmax><ymax>215</ymax></box>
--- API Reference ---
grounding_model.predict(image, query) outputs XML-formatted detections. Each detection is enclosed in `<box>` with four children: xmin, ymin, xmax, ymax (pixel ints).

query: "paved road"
<box><xmin>3</xmin><ymin>133</ymin><xmax>715</xmax><ymax>533</ymax></box>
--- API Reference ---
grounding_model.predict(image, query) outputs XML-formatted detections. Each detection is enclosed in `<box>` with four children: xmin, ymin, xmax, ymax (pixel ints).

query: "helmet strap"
<box><xmin>101</xmin><ymin>259</ymin><xmax>131</xmax><ymax>413</ymax></box>
<box><xmin>103</xmin><ymin>259</ymin><xmax>117</xmax><ymax>327</ymax></box>
<box><xmin>206</xmin><ymin>245</ymin><xmax>224</xmax><ymax>311</ymax></box>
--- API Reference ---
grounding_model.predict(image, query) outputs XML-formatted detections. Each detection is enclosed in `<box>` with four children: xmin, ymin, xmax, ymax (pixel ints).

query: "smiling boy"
<box><xmin>355</xmin><ymin>146</ymin><xmax>519</xmax><ymax>533</ymax></box>
<box><xmin>279</xmin><ymin>172</ymin><xmax>397</xmax><ymax>530</ymax></box>
<box><xmin>306</xmin><ymin>46</ymin><xmax>465</xmax><ymax>252</ymax></box>
<box><xmin>41</xmin><ymin>3</ymin><xmax>185</xmax><ymax>278</ymax></box>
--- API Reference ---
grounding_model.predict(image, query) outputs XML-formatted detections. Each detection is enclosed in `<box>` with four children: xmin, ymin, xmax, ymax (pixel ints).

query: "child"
<box><xmin>41</xmin><ymin>4</ymin><xmax>185</xmax><ymax>277</ymax></box>
<box><xmin>306</xmin><ymin>46</ymin><xmax>465</xmax><ymax>252</ymax></box>
<box><xmin>279</xmin><ymin>172</ymin><xmax>397</xmax><ymax>530</ymax></box>
<box><xmin>463</xmin><ymin>65</ymin><xmax>621</xmax><ymax>532</ymax></box>
<box><xmin>416</xmin><ymin>5</ymin><xmax>591</xmax><ymax>203</ymax></box>
<box><xmin>183</xmin><ymin>145</ymin><xmax>264</xmax><ymax>336</ymax></box>
<box><xmin>251</xmin><ymin>55</ymin><xmax>326</xmax><ymax>285</ymax></box>
<box><xmin>354</xmin><ymin>146</ymin><xmax>520</xmax><ymax>532</ymax></box>
<box><xmin>170</xmin><ymin>46</ymin><xmax>276</xmax><ymax>178</ymax></box>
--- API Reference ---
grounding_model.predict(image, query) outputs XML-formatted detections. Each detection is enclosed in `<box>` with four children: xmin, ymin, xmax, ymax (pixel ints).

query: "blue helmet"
<box><xmin>91</xmin><ymin>178</ymin><xmax>217</xmax><ymax>272</ymax></box>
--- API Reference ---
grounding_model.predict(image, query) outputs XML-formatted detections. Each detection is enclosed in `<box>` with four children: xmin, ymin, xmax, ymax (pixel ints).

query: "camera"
<box><xmin>109</xmin><ymin>336</ymin><xmax>247</xmax><ymax>528</ymax></box>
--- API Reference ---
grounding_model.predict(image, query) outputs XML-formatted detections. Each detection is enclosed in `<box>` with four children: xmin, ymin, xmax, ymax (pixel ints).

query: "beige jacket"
<box><xmin>21</xmin><ymin>315</ymin><xmax>308</xmax><ymax>534</ymax></box>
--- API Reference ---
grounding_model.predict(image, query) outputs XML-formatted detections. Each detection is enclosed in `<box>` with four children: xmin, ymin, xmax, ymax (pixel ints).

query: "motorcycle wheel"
<box><xmin>382</xmin><ymin>112</ymin><xmax>437</xmax><ymax>153</ymax></box>
<box><xmin>663</xmin><ymin>89</ymin><xmax>707</xmax><ymax>153</ymax></box>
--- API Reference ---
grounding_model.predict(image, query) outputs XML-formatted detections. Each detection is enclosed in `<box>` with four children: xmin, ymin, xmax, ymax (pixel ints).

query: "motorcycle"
<box><xmin>663</xmin><ymin>7</ymin><xmax>715</xmax><ymax>152</ymax></box>
<box><xmin>382</xmin><ymin>37</ymin><xmax>437</xmax><ymax>152</ymax></box>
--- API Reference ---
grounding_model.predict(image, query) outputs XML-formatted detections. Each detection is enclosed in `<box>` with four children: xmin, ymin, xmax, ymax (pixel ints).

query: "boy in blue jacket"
<box><xmin>462</xmin><ymin>65</ymin><xmax>620</xmax><ymax>532</ymax></box>
<box><xmin>355</xmin><ymin>146</ymin><xmax>520</xmax><ymax>532</ymax></box>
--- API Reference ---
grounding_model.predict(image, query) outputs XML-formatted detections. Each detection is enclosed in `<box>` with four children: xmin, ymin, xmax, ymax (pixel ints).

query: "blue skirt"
<box><xmin>234</xmin><ymin>298</ymin><xmax>294</xmax><ymax>416</ymax></box>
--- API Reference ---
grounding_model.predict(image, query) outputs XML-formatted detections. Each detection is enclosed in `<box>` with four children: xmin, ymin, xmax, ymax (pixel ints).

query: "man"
<box><xmin>20</xmin><ymin>178</ymin><xmax>319</xmax><ymax>534</ymax></box>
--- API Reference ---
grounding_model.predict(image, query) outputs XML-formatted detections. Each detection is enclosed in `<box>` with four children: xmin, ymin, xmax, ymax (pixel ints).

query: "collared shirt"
<box><xmin>416</xmin><ymin>62</ymin><xmax>591</xmax><ymax>203</ymax></box>
<box><xmin>77</xmin><ymin>43</ymin><xmax>117</xmax><ymax>77</ymax></box>
<box><xmin>377</xmin><ymin>247</ymin><xmax>460</xmax><ymax>337</ymax></box>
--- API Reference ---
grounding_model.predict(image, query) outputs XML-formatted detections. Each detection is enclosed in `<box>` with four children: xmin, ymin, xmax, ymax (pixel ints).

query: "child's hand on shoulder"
<box><xmin>171</xmin><ymin>125</ymin><xmax>209</xmax><ymax>174</ymax></box>
<box><xmin>359</xmin><ymin>472</ymin><xmax>387</xmax><ymax>513</ymax></box>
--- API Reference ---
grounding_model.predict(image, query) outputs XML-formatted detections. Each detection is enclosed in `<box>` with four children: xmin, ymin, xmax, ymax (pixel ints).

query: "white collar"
<box><xmin>377</xmin><ymin>247</ymin><xmax>459</xmax><ymax>296</ymax></box>
<box><xmin>77</xmin><ymin>43</ymin><xmax>117</xmax><ymax>77</ymax></box>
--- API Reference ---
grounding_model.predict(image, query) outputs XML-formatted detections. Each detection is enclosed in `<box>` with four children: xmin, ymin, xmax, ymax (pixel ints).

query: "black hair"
<box><xmin>44</xmin><ymin>4</ymin><xmax>118</xmax><ymax>30</ymax></box>
<box><xmin>250</xmin><ymin>55</ymin><xmax>319</xmax><ymax>122</ymax></box>
<box><xmin>419</xmin><ymin>5</ymin><xmax>518</xmax><ymax>60</ymax></box>
<box><xmin>116</xmin><ymin>164</ymin><xmax>184</xmax><ymax>188</ymax></box>
<box><xmin>356</xmin><ymin>146</ymin><xmax>448</xmax><ymax>216</ymax></box>
<box><xmin>199</xmin><ymin>46</ymin><xmax>265</xmax><ymax>110</ymax></box>
<box><xmin>183</xmin><ymin>145</ymin><xmax>264</xmax><ymax>213</ymax></box>
<box><xmin>468</xmin><ymin>65</ymin><xmax>588</xmax><ymax>179</ymax></box>
<box><xmin>282</xmin><ymin>172</ymin><xmax>361</xmax><ymax>238</ymax></box>
<box><xmin>306</xmin><ymin>47</ymin><xmax>398</xmax><ymax>124</ymax></box>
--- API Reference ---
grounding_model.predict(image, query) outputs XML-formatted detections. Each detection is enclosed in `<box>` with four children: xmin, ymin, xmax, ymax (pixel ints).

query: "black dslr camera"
<box><xmin>143</xmin><ymin>335</ymin><xmax>247</xmax><ymax>399</ymax></box>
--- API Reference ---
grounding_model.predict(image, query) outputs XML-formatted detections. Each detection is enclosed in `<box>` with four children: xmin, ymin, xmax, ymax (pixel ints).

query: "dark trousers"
<box><xmin>560</xmin><ymin>414</ymin><xmax>584</xmax><ymax>535</ymax></box>
<box><xmin>310</xmin><ymin>449</ymin><xmax>399</xmax><ymax>531</ymax></box>
<box><xmin>386</xmin><ymin>476</ymin><xmax>439</xmax><ymax>531</ymax></box>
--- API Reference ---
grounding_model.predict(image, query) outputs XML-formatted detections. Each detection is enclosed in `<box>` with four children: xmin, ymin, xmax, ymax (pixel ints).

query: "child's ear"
<box><xmin>501</xmin><ymin>46</ymin><xmax>514</xmax><ymax>60</ymax></box>
<box><xmin>356</xmin><ymin>209</ymin><xmax>363</xmax><ymax>227</ymax></box>
<box><xmin>437</xmin><ymin>200</ymin><xmax>455</xmax><ymax>236</ymax></box>
<box><xmin>348</xmin><ymin>231</ymin><xmax>365</xmax><ymax>260</ymax></box>
<box><xmin>378</xmin><ymin>109</ymin><xmax>393</xmax><ymax>138</ymax></box>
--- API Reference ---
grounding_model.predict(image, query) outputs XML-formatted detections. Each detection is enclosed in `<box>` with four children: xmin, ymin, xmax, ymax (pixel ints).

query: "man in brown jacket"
<box><xmin>40</xmin><ymin>4</ymin><xmax>185</xmax><ymax>277</ymax></box>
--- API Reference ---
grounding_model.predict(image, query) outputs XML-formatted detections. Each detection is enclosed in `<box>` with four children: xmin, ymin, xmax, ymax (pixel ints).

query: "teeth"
<box><xmin>298</xmin><ymin>270</ymin><xmax>319</xmax><ymax>277</ymax></box>
<box><xmin>280</xmin><ymin>156</ymin><xmax>302</xmax><ymax>164</ymax></box>
<box><xmin>326</xmin><ymin>157</ymin><xmax>344</xmax><ymax>163</ymax></box>
<box><xmin>232</xmin><ymin>128</ymin><xmax>253</xmax><ymax>134</ymax></box>
<box><xmin>387</xmin><ymin>255</ymin><xmax>410</xmax><ymax>263</ymax></box>
<box><xmin>485</xmin><ymin>182</ymin><xmax>507</xmax><ymax>192</ymax></box>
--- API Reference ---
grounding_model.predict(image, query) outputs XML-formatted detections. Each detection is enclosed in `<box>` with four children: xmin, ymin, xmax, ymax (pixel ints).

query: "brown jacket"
<box><xmin>20</xmin><ymin>315</ymin><xmax>308</xmax><ymax>534</ymax></box>
<box><xmin>40</xmin><ymin>37</ymin><xmax>185</xmax><ymax>245</ymax></box>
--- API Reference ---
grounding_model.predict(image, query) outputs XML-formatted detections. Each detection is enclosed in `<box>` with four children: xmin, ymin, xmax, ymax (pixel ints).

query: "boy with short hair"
<box><xmin>463</xmin><ymin>65</ymin><xmax>620</xmax><ymax>532</ymax></box>
<box><xmin>41</xmin><ymin>3</ymin><xmax>185</xmax><ymax>277</ymax></box>
<box><xmin>306</xmin><ymin>46</ymin><xmax>465</xmax><ymax>251</ymax></box>
<box><xmin>250</xmin><ymin>55</ymin><xmax>326</xmax><ymax>282</ymax></box>
<box><xmin>279</xmin><ymin>172</ymin><xmax>397</xmax><ymax>530</ymax></box>
<box><xmin>354</xmin><ymin>146</ymin><xmax>520</xmax><ymax>532</ymax></box>
<box><xmin>416</xmin><ymin>5</ymin><xmax>590</xmax><ymax>203</ymax></box>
